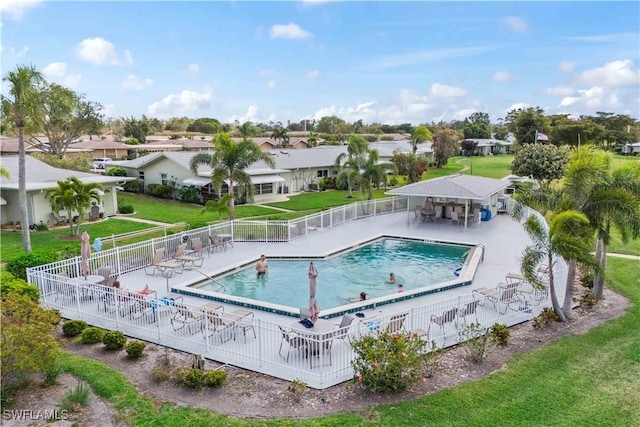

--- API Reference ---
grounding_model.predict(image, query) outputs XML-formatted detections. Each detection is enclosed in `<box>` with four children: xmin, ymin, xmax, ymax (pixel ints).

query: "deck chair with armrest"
<box><xmin>382</xmin><ymin>312</ymin><xmax>408</xmax><ymax>334</ymax></box>
<box><xmin>190</xmin><ymin>237</ymin><xmax>209</xmax><ymax>258</ymax></box>
<box><xmin>506</xmin><ymin>272</ymin><xmax>548</xmax><ymax>305</ymax></box>
<box><xmin>332</xmin><ymin>314</ymin><xmax>355</xmax><ymax>344</ymax></box>
<box><xmin>170</xmin><ymin>303</ymin><xmax>204</xmax><ymax>335</ymax></box>
<box><xmin>209</xmin><ymin>235</ymin><xmax>228</xmax><ymax>252</ymax></box>
<box><xmin>144</xmin><ymin>248</ymin><xmax>184</xmax><ymax>278</ymax></box>
<box><xmin>127</xmin><ymin>291</ymin><xmax>159</xmax><ymax>323</ymax></box>
<box><xmin>428</xmin><ymin>307</ymin><xmax>458</xmax><ymax>341</ymax></box>
<box><xmin>457</xmin><ymin>299</ymin><xmax>480</xmax><ymax>327</ymax></box>
<box><xmin>473</xmin><ymin>285</ymin><xmax>521</xmax><ymax>314</ymax></box>
<box><xmin>173</xmin><ymin>244</ymin><xmax>204</xmax><ymax>269</ymax></box>
<box><xmin>278</xmin><ymin>326</ymin><xmax>307</xmax><ymax>362</ymax></box>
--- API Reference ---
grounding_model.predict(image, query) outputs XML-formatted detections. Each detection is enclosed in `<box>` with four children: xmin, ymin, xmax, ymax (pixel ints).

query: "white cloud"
<box><xmin>579</xmin><ymin>59</ymin><xmax>639</xmax><ymax>87</ymax></box>
<box><xmin>187</xmin><ymin>63</ymin><xmax>200</xmax><ymax>74</ymax></box>
<box><xmin>269</xmin><ymin>23</ymin><xmax>313</xmax><ymax>40</ymax></box>
<box><xmin>372</xmin><ymin>46</ymin><xmax>500</xmax><ymax>69</ymax></box>
<box><xmin>306</xmin><ymin>70</ymin><xmax>320</xmax><ymax>79</ymax></box>
<box><xmin>267</xmin><ymin>79</ymin><xmax>276</xmax><ymax>89</ymax></box>
<box><xmin>559</xmin><ymin>61</ymin><xmax>575</xmax><ymax>73</ymax></box>
<box><xmin>559</xmin><ymin>86</ymin><xmax>622</xmax><ymax>110</ymax></box>
<box><xmin>41</xmin><ymin>62</ymin><xmax>81</xmax><ymax>88</ymax></box>
<box><xmin>503</xmin><ymin>16</ymin><xmax>528</xmax><ymax>32</ymax></box>
<box><xmin>122</xmin><ymin>74</ymin><xmax>153</xmax><ymax>90</ymax></box>
<box><xmin>76</xmin><ymin>37</ymin><xmax>132</xmax><ymax>65</ymax></box>
<box><xmin>429</xmin><ymin>83</ymin><xmax>467</xmax><ymax>98</ymax></box>
<box><xmin>505</xmin><ymin>103</ymin><xmax>530</xmax><ymax>115</ymax></box>
<box><xmin>492</xmin><ymin>71</ymin><xmax>516</xmax><ymax>82</ymax></box>
<box><xmin>453</xmin><ymin>108</ymin><xmax>476</xmax><ymax>121</ymax></box>
<box><xmin>147</xmin><ymin>89</ymin><xmax>213</xmax><ymax>118</ymax></box>
<box><xmin>42</xmin><ymin>62</ymin><xmax>67</xmax><ymax>79</ymax></box>
<box><xmin>6</xmin><ymin>46</ymin><xmax>29</xmax><ymax>58</ymax></box>
<box><xmin>0</xmin><ymin>0</ymin><xmax>42</xmax><ymax>20</ymax></box>
<box><xmin>227</xmin><ymin>105</ymin><xmax>260</xmax><ymax>123</ymax></box>
<box><xmin>544</xmin><ymin>86</ymin><xmax>576</xmax><ymax>97</ymax></box>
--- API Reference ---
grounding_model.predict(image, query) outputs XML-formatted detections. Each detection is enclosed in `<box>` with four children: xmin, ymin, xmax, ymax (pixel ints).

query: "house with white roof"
<box><xmin>462</xmin><ymin>138</ymin><xmax>514</xmax><ymax>156</ymax></box>
<box><xmin>0</xmin><ymin>156</ymin><xmax>134</xmax><ymax>227</ymax></box>
<box><xmin>621</xmin><ymin>142</ymin><xmax>640</xmax><ymax>156</ymax></box>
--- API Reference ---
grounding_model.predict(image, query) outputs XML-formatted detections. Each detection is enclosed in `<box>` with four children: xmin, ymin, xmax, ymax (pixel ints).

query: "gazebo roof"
<box><xmin>385</xmin><ymin>174</ymin><xmax>510</xmax><ymax>200</ymax></box>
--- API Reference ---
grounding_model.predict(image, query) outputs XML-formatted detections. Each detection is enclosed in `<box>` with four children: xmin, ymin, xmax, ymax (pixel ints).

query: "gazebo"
<box><xmin>385</xmin><ymin>174</ymin><xmax>511</xmax><ymax>229</ymax></box>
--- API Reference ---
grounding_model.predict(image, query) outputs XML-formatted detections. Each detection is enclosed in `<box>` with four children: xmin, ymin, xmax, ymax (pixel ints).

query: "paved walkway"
<box><xmin>109</xmin><ymin>215</ymin><xmax>175</xmax><ymax>227</ymax></box>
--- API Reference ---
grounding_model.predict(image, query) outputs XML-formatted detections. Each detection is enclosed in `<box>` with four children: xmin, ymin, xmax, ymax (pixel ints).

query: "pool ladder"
<box><xmin>192</xmin><ymin>268</ymin><xmax>226</xmax><ymax>291</ymax></box>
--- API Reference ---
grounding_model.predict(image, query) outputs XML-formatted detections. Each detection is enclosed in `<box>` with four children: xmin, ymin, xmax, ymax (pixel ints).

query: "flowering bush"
<box><xmin>351</xmin><ymin>331</ymin><xmax>434</xmax><ymax>393</ymax></box>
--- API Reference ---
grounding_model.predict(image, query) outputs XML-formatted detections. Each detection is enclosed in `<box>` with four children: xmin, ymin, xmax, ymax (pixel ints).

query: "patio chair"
<box><xmin>473</xmin><ymin>285</ymin><xmax>521</xmax><ymax>314</ymax></box>
<box><xmin>414</xmin><ymin>206</ymin><xmax>424</xmax><ymax>223</ymax></box>
<box><xmin>332</xmin><ymin>314</ymin><xmax>355</xmax><ymax>344</ymax></box>
<box><xmin>170</xmin><ymin>303</ymin><xmax>204</xmax><ymax>335</ymax></box>
<box><xmin>96</xmin><ymin>266</ymin><xmax>111</xmax><ymax>285</ymax></box>
<box><xmin>209</xmin><ymin>235</ymin><xmax>227</xmax><ymax>252</ymax></box>
<box><xmin>450</xmin><ymin>211</ymin><xmax>463</xmax><ymax>226</ymax></box>
<box><xmin>128</xmin><ymin>292</ymin><xmax>158</xmax><ymax>323</ymax></box>
<box><xmin>49</xmin><ymin>212</ymin><xmax>68</xmax><ymax>226</ymax></box>
<box><xmin>433</xmin><ymin>205</ymin><xmax>443</xmax><ymax>222</ymax></box>
<box><xmin>457</xmin><ymin>299</ymin><xmax>480</xmax><ymax>327</ymax></box>
<box><xmin>428</xmin><ymin>307</ymin><xmax>458</xmax><ymax>339</ymax></box>
<box><xmin>173</xmin><ymin>244</ymin><xmax>204</xmax><ymax>269</ymax></box>
<box><xmin>278</xmin><ymin>326</ymin><xmax>307</xmax><ymax>362</ymax></box>
<box><xmin>144</xmin><ymin>248</ymin><xmax>184</xmax><ymax>278</ymax></box>
<box><xmin>190</xmin><ymin>237</ymin><xmax>208</xmax><ymax>258</ymax></box>
<box><xmin>382</xmin><ymin>312</ymin><xmax>408</xmax><ymax>334</ymax></box>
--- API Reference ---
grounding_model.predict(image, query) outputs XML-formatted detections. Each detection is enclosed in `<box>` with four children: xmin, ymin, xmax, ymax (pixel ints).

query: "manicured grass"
<box><xmin>608</xmin><ymin>228</ymin><xmax>640</xmax><ymax>256</ymax></box>
<box><xmin>117</xmin><ymin>193</ymin><xmax>282</xmax><ymax>223</ymax></box>
<box><xmin>455</xmin><ymin>155</ymin><xmax>514</xmax><ymax>179</ymax></box>
<box><xmin>56</xmin><ymin>258</ymin><xmax>639</xmax><ymax>426</ymax></box>
<box><xmin>422</xmin><ymin>161</ymin><xmax>465</xmax><ymax>179</ymax></box>
<box><xmin>266</xmin><ymin>188</ymin><xmax>390</xmax><ymax>211</ymax></box>
<box><xmin>0</xmin><ymin>220</ymin><xmax>153</xmax><ymax>264</ymax></box>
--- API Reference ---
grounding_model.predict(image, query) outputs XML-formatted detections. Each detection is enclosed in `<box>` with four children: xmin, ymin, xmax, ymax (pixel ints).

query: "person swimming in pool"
<box><xmin>397</xmin><ymin>283</ymin><xmax>404</xmax><ymax>293</ymax></box>
<box><xmin>256</xmin><ymin>254</ymin><xmax>268</xmax><ymax>278</ymax></box>
<box><xmin>348</xmin><ymin>292</ymin><xmax>367</xmax><ymax>303</ymax></box>
<box><xmin>386</xmin><ymin>273</ymin><xmax>396</xmax><ymax>283</ymax></box>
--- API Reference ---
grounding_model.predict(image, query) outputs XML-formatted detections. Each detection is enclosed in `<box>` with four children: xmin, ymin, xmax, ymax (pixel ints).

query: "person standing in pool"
<box><xmin>386</xmin><ymin>273</ymin><xmax>396</xmax><ymax>283</ymax></box>
<box><xmin>256</xmin><ymin>254</ymin><xmax>268</xmax><ymax>278</ymax></box>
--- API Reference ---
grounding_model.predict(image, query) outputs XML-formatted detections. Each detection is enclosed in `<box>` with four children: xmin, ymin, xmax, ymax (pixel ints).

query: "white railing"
<box><xmin>35</xmin><ymin>274</ymin><xmax>549</xmax><ymax>389</ymax></box>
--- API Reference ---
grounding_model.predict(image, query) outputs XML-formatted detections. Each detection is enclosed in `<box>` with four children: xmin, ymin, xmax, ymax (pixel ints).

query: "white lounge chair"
<box><xmin>144</xmin><ymin>248</ymin><xmax>184</xmax><ymax>278</ymax></box>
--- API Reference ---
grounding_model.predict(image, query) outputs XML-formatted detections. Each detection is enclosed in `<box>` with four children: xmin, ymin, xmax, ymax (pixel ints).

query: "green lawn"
<box><xmin>266</xmin><ymin>188</ymin><xmax>390</xmax><ymax>211</ymax></box>
<box><xmin>0</xmin><ymin>220</ymin><xmax>153</xmax><ymax>264</ymax></box>
<box><xmin>455</xmin><ymin>154</ymin><xmax>515</xmax><ymax>179</ymax></box>
<box><xmin>56</xmin><ymin>257</ymin><xmax>640</xmax><ymax>426</ymax></box>
<box><xmin>422</xmin><ymin>160</ymin><xmax>465</xmax><ymax>179</ymax></box>
<box><xmin>117</xmin><ymin>193</ymin><xmax>283</xmax><ymax>223</ymax></box>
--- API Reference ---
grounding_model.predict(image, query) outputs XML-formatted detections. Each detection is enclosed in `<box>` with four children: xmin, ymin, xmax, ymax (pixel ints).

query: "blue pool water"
<box><xmin>194</xmin><ymin>238</ymin><xmax>469</xmax><ymax>310</ymax></box>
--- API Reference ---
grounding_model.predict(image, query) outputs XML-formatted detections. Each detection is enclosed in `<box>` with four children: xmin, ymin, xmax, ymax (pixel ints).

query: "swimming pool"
<box><xmin>193</xmin><ymin>238</ymin><xmax>470</xmax><ymax>311</ymax></box>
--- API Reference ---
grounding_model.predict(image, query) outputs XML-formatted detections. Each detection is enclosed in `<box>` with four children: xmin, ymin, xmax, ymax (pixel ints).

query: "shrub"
<box><xmin>187</xmin><ymin>221</ymin><xmax>208</xmax><ymax>230</ymax></box>
<box><xmin>351</xmin><ymin>331</ymin><xmax>429</xmax><ymax>393</ymax></box>
<box><xmin>533</xmin><ymin>308</ymin><xmax>560</xmax><ymax>329</ymax></box>
<box><xmin>0</xmin><ymin>271</ymin><xmax>40</xmax><ymax>301</ymax></box>
<box><xmin>105</xmin><ymin>167</ymin><xmax>127</xmax><ymax>177</ymax></box>
<box><xmin>580</xmin><ymin>270</ymin><xmax>594</xmax><ymax>289</ymax></box>
<box><xmin>62</xmin><ymin>320</ymin><xmax>88</xmax><ymax>337</ymax></box>
<box><xmin>119</xmin><ymin>204</ymin><xmax>134</xmax><ymax>214</ymax></box>
<box><xmin>103</xmin><ymin>330</ymin><xmax>127</xmax><ymax>350</ymax></box>
<box><xmin>6</xmin><ymin>252</ymin><xmax>60</xmax><ymax>281</ymax></box>
<box><xmin>124</xmin><ymin>137</ymin><xmax>140</xmax><ymax>145</ymax></box>
<box><xmin>152</xmin><ymin>366</ymin><xmax>170</xmax><ymax>383</ymax></box>
<box><xmin>178</xmin><ymin>185</ymin><xmax>201</xmax><ymax>203</ymax></box>
<box><xmin>35</xmin><ymin>221</ymin><xmax>48</xmax><ymax>231</ymax></box>
<box><xmin>45</xmin><ymin>309</ymin><xmax>62</xmax><ymax>325</ymax></box>
<box><xmin>287</xmin><ymin>378</ymin><xmax>308</xmax><ymax>400</ymax></box>
<box><xmin>80</xmin><ymin>327</ymin><xmax>105</xmax><ymax>344</ymax></box>
<box><xmin>125</xmin><ymin>340</ymin><xmax>146</xmax><ymax>358</ymax></box>
<box><xmin>489</xmin><ymin>323</ymin><xmax>510</xmax><ymax>346</ymax></box>
<box><xmin>60</xmin><ymin>382</ymin><xmax>90</xmax><ymax>412</ymax></box>
<box><xmin>147</xmin><ymin>183</ymin><xmax>172</xmax><ymax>198</ymax></box>
<box><xmin>579</xmin><ymin>292</ymin><xmax>598</xmax><ymax>308</ymax></box>
<box><xmin>123</xmin><ymin>179</ymin><xmax>144</xmax><ymax>193</ymax></box>
<box><xmin>205</xmin><ymin>369</ymin><xmax>228</xmax><ymax>388</ymax></box>
<box><xmin>177</xmin><ymin>368</ymin><xmax>207</xmax><ymax>391</ymax></box>
<box><xmin>458</xmin><ymin>323</ymin><xmax>490</xmax><ymax>363</ymax></box>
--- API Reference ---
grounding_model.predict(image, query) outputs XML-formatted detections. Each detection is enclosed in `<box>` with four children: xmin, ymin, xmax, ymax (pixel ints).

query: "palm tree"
<box><xmin>361</xmin><ymin>149</ymin><xmax>394</xmax><ymax>200</ymax></box>
<box><xmin>334</xmin><ymin>134</ymin><xmax>368</xmax><ymax>198</ymax></box>
<box><xmin>410</xmin><ymin>125</ymin><xmax>433</xmax><ymax>154</ymax></box>
<box><xmin>305</xmin><ymin>132</ymin><xmax>319</xmax><ymax>148</ymax></box>
<box><xmin>517</xmin><ymin>209</ymin><xmax>599</xmax><ymax>321</ymax></box>
<box><xmin>2</xmin><ymin>65</ymin><xmax>47</xmax><ymax>252</ymax></box>
<box><xmin>45</xmin><ymin>177</ymin><xmax>103</xmax><ymax>235</ymax></box>
<box><xmin>189</xmin><ymin>133</ymin><xmax>275</xmax><ymax>220</ymax></box>
<box><xmin>270</xmin><ymin>126</ymin><xmax>289</xmax><ymax>148</ymax></box>
<box><xmin>563</xmin><ymin>147</ymin><xmax>640</xmax><ymax>300</ymax></box>
<box><xmin>201</xmin><ymin>194</ymin><xmax>233</xmax><ymax>220</ymax></box>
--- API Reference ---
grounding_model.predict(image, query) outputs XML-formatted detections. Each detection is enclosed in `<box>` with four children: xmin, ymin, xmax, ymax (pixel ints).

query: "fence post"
<box><xmin>257</xmin><ymin>319</ymin><xmax>262</xmax><ymax>367</ymax></box>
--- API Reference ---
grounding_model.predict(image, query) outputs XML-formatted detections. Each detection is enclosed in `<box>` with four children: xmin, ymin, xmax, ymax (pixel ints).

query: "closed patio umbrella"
<box><xmin>308</xmin><ymin>262</ymin><xmax>320</xmax><ymax>323</ymax></box>
<box><xmin>80</xmin><ymin>231</ymin><xmax>91</xmax><ymax>278</ymax></box>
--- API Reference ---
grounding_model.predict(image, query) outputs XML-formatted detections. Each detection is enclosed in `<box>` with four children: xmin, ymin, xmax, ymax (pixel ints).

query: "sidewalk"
<box><xmin>109</xmin><ymin>215</ymin><xmax>175</xmax><ymax>227</ymax></box>
<box><xmin>607</xmin><ymin>252</ymin><xmax>640</xmax><ymax>261</ymax></box>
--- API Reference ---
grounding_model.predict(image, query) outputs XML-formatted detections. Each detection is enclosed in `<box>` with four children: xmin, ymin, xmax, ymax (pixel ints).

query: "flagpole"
<box><xmin>534</xmin><ymin>130</ymin><xmax>538</xmax><ymax>143</ymax></box>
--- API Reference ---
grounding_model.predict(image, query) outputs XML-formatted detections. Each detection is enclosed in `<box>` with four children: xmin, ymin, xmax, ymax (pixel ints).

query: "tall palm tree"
<box><xmin>517</xmin><ymin>209</ymin><xmax>599</xmax><ymax>321</ymax></box>
<box><xmin>189</xmin><ymin>133</ymin><xmax>275</xmax><ymax>220</ymax></box>
<box><xmin>45</xmin><ymin>177</ymin><xmax>103</xmax><ymax>235</ymax></box>
<box><xmin>361</xmin><ymin>149</ymin><xmax>394</xmax><ymax>200</ymax></box>
<box><xmin>201</xmin><ymin>194</ymin><xmax>233</xmax><ymax>221</ymax></box>
<box><xmin>2</xmin><ymin>65</ymin><xmax>46</xmax><ymax>252</ymax></box>
<box><xmin>410</xmin><ymin>125</ymin><xmax>433</xmax><ymax>154</ymax></box>
<box><xmin>305</xmin><ymin>132</ymin><xmax>319</xmax><ymax>148</ymax></box>
<box><xmin>334</xmin><ymin>134</ymin><xmax>368</xmax><ymax>198</ymax></box>
<box><xmin>563</xmin><ymin>146</ymin><xmax>640</xmax><ymax>300</ymax></box>
<box><xmin>270</xmin><ymin>126</ymin><xmax>289</xmax><ymax>148</ymax></box>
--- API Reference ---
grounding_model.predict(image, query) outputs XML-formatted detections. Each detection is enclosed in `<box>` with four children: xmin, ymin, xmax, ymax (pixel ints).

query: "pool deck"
<box><xmin>120</xmin><ymin>211</ymin><xmax>563</xmax><ymax>325</ymax></box>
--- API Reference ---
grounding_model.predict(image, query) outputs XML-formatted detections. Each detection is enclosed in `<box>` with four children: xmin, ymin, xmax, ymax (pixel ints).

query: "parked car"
<box><xmin>92</xmin><ymin>157</ymin><xmax>112</xmax><ymax>169</ymax></box>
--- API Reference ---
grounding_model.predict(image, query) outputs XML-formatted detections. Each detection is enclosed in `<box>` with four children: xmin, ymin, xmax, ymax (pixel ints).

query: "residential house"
<box><xmin>462</xmin><ymin>138</ymin><xmax>514</xmax><ymax>156</ymax></box>
<box><xmin>621</xmin><ymin>142</ymin><xmax>640</xmax><ymax>156</ymax></box>
<box><xmin>0</xmin><ymin>156</ymin><xmax>134</xmax><ymax>227</ymax></box>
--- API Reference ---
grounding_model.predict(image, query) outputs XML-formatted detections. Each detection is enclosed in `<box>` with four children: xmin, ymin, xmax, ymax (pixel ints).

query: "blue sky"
<box><xmin>2</xmin><ymin>1</ymin><xmax>639</xmax><ymax>125</ymax></box>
